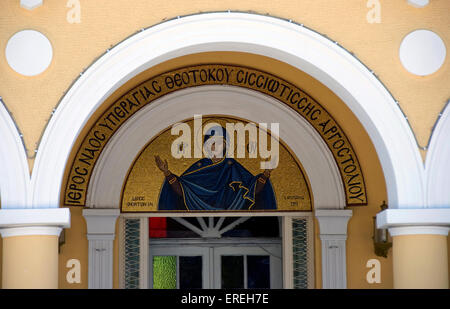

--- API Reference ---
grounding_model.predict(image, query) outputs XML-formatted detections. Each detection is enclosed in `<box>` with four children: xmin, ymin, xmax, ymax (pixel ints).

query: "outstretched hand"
<box><xmin>154</xmin><ymin>155</ymin><xmax>169</xmax><ymax>175</ymax></box>
<box><xmin>263</xmin><ymin>169</ymin><xmax>272</xmax><ymax>178</ymax></box>
<box><xmin>263</xmin><ymin>155</ymin><xmax>277</xmax><ymax>178</ymax></box>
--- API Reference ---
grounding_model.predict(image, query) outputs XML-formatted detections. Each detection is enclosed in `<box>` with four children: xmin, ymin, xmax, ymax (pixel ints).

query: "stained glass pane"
<box><xmin>247</xmin><ymin>255</ymin><xmax>270</xmax><ymax>288</ymax></box>
<box><xmin>221</xmin><ymin>256</ymin><xmax>244</xmax><ymax>288</ymax></box>
<box><xmin>150</xmin><ymin>218</ymin><xmax>200</xmax><ymax>238</ymax></box>
<box><xmin>149</xmin><ymin>217</ymin><xmax>167</xmax><ymax>238</ymax></box>
<box><xmin>153</xmin><ymin>256</ymin><xmax>176</xmax><ymax>289</ymax></box>
<box><xmin>179</xmin><ymin>256</ymin><xmax>203</xmax><ymax>289</ymax></box>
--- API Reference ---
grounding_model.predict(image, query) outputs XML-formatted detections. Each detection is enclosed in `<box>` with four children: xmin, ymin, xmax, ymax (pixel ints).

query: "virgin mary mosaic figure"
<box><xmin>155</xmin><ymin>126</ymin><xmax>277</xmax><ymax>211</ymax></box>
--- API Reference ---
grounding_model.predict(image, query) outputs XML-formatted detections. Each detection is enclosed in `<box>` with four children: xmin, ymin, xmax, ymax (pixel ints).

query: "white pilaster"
<box><xmin>315</xmin><ymin>209</ymin><xmax>352</xmax><ymax>289</ymax></box>
<box><xmin>83</xmin><ymin>209</ymin><xmax>120</xmax><ymax>289</ymax></box>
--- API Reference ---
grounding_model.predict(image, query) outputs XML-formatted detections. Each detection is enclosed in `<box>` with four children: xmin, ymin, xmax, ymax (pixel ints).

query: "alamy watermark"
<box><xmin>66</xmin><ymin>1</ymin><xmax>381</xmax><ymax>25</ymax></box>
<box><xmin>66</xmin><ymin>258</ymin><xmax>81</xmax><ymax>284</ymax></box>
<box><xmin>170</xmin><ymin>115</ymin><xmax>279</xmax><ymax>170</ymax></box>
<box><xmin>366</xmin><ymin>258</ymin><xmax>381</xmax><ymax>284</ymax></box>
<box><xmin>366</xmin><ymin>0</ymin><xmax>381</xmax><ymax>24</ymax></box>
<box><xmin>66</xmin><ymin>0</ymin><xmax>81</xmax><ymax>24</ymax></box>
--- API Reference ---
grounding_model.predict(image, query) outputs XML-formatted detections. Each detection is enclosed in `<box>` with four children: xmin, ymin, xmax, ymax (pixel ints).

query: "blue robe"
<box><xmin>157</xmin><ymin>158</ymin><xmax>277</xmax><ymax>211</ymax></box>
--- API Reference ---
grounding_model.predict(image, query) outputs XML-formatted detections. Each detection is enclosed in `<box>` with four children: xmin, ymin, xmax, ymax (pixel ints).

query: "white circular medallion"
<box><xmin>5</xmin><ymin>30</ymin><xmax>53</xmax><ymax>76</ymax></box>
<box><xmin>399</xmin><ymin>29</ymin><xmax>446</xmax><ymax>76</ymax></box>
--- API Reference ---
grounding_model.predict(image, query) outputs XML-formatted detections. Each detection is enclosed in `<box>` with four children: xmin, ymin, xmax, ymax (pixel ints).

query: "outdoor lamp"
<box><xmin>58</xmin><ymin>229</ymin><xmax>66</xmax><ymax>253</ymax></box>
<box><xmin>373</xmin><ymin>201</ymin><xmax>392</xmax><ymax>258</ymax></box>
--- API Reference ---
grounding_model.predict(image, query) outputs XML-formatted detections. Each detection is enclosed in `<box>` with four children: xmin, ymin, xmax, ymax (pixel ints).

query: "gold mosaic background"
<box><xmin>122</xmin><ymin>116</ymin><xmax>312</xmax><ymax>212</ymax></box>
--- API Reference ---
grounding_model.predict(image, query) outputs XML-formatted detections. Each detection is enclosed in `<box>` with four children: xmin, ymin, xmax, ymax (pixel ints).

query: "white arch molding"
<box><xmin>425</xmin><ymin>103</ymin><xmax>450</xmax><ymax>208</ymax></box>
<box><xmin>0</xmin><ymin>101</ymin><xmax>70</xmax><ymax>240</ymax></box>
<box><xmin>0</xmin><ymin>101</ymin><xmax>30</xmax><ymax>208</ymax></box>
<box><xmin>86</xmin><ymin>86</ymin><xmax>345</xmax><ymax>209</ymax></box>
<box><xmin>29</xmin><ymin>12</ymin><xmax>424</xmax><ymax>209</ymax></box>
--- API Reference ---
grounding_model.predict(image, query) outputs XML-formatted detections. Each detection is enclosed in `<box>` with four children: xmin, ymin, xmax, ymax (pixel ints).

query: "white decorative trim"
<box><xmin>30</xmin><ymin>12</ymin><xmax>424</xmax><ymax>210</ymax></box>
<box><xmin>425</xmin><ymin>103</ymin><xmax>450</xmax><ymax>208</ymax></box>
<box><xmin>0</xmin><ymin>226</ymin><xmax>62</xmax><ymax>238</ymax></box>
<box><xmin>82</xmin><ymin>209</ymin><xmax>119</xmax><ymax>289</ymax></box>
<box><xmin>315</xmin><ymin>209</ymin><xmax>352</xmax><ymax>289</ymax></box>
<box><xmin>0</xmin><ymin>208</ymin><xmax>70</xmax><ymax>228</ymax></box>
<box><xmin>376</xmin><ymin>209</ymin><xmax>450</xmax><ymax>229</ymax></box>
<box><xmin>87</xmin><ymin>86</ymin><xmax>344</xmax><ymax>210</ymax></box>
<box><xmin>87</xmin><ymin>238</ymin><xmax>114</xmax><ymax>289</ymax></box>
<box><xmin>319</xmin><ymin>237</ymin><xmax>348</xmax><ymax>289</ymax></box>
<box><xmin>389</xmin><ymin>226</ymin><xmax>450</xmax><ymax>237</ymax></box>
<box><xmin>0</xmin><ymin>101</ymin><xmax>30</xmax><ymax>209</ymax></box>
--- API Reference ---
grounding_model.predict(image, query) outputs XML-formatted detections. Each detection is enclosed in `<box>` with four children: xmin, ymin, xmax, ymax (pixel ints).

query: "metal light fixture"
<box><xmin>58</xmin><ymin>229</ymin><xmax>66</xmax><ymax>254</ymax></box>
<box><xmin>373</xmin><ymin>201</ymin><xmax>392</xmax><ymax>258</ymax></box>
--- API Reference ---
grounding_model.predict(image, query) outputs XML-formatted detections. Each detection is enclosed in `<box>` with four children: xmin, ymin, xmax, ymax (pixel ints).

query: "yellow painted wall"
<box><xmin>393</xmin><ymin>234</ymin><xmax>448</xmax><ymax>288</ymax></box>
<box><xmin>0</xmin><ymin>0</ymin><xmax>448</xmax><ymax>289</ymax></box>
<box><xmin>3</xmin><ymin>235</ymin><xmax>59</xmax><ymax>288</ymax></box>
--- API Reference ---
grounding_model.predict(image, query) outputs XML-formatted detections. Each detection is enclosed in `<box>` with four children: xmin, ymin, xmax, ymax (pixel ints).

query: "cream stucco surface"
<box><xmin>2</xmin><ymin>235</ymin><xmax>59</xmax><ymax>288</ymax></box>
<box><xmin>393</xmin><ymin>234</ymin><xmax>449</xmax><ymax>289</ymax></box>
